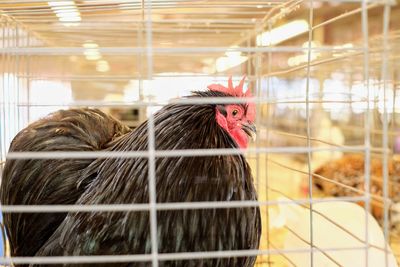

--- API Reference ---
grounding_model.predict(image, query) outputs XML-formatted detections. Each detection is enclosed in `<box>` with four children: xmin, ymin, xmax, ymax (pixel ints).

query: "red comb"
<box><xmin>207</xmin><ymin>76</ymin><xmax>252</xmax><ymax>97</ymax></box>
<box><xmin>208</xmin><ymin>76</ymin><xmax>255</xmax><ymax>122</ymax></box>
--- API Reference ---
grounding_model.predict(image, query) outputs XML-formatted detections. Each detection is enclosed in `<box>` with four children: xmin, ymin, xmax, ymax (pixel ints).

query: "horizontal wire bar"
<box><xmin>6</xmin><ymin>95</ymin><xmax>373</xmax><ymax>107</ymax></box>
<box><xmin>0</xmin><ymin>0</ymin><xmax>389</xmax><ymax>3</ymax></box>
<box><xmin>0</xmin><ymin>46</ymin><xmax>366</xmax><ymax>55</ymax></box>
<box><xmin>0</xmin><ymin>0</ymin><xmax>283</xmax><ymax>3</ymax></box>
<box><xmin>6</xmin><ymin>146</ymin><xmax>367</xmax><ymax>159</ymax></box>
<box><xmin>0</xmin><ymin>196</ymin><xmax>368</xmax><ymax>213</ymax></box>
<box><xmin>16</xmin><ymin>74</ymin><xmax>260</xmax><ymax>80</ymax></box>
<box><xmin>7</xmin><ymin>99</ymin><xmax>371</xmax><ymax>108</ymax></box>
<box><xmin>2</xmin><ymin>14</ymin><xmax>258</xmax><ymax>24</ymax></box>
<box><xmin>0</xmin><ymin>246</ymin><xmax>370</xmax><ymax>265</ymax></box>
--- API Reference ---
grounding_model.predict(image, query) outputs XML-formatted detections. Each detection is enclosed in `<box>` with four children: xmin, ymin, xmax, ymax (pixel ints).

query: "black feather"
<box><xmin>1</xmin><ymin>108</ymin><xmax>130</xmax><ymax>264</ymax></box>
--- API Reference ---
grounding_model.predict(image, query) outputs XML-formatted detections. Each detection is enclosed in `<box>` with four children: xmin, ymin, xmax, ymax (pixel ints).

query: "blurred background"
<box><xmin>0</xmin><ymin>0</ymin><xmax>399</xmax><ymax>266</ymax></box>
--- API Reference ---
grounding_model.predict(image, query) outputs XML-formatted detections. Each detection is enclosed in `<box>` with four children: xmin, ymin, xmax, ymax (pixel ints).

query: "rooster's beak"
<box><xmin>242</xmin><ymin>122</ymin><xmax>257</xmax><ymax>141</ymax></box>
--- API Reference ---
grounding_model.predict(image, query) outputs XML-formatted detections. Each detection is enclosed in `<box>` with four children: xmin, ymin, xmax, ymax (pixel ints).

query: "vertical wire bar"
<box><xmin>254</xmin><ymin>21</ymin><xmax>262</xmax><ymax>265</ymax></box>
<box><xmin>26</xmin><ymin>31</ymin><xmax>30</xmax><ymax>123</ymax></box>
<box><xmin>15</xmin><ymin>22</ymin><xmax>21</xmax><ymax>134</ymax></box>
<box><xmin>138</xmin><ymin>2</ymin><xmax>144</xmax><ymax>121</ymax></box>
<box><xmin>265</xmin><ymin>20</ymin><xmax>273</xmax><ymax>266</ymax></box>
<box><xmin>23</xmin><ymin>28</ymin><xmax>28</xmax><ymax>128</ymax></box>
<box><xmin>144</xmin><ymin>1</ymin><xmax>159</xmax><ymax>267</ymax></box>
<box><xmin>0</xmin><ymin>18</ymin><xmax>3</xmax><ymax>164</ymax></box>
<box><xmin>305</xmin><ymin>1</ymin><xmax>315</xmax><ymax>266</ymax></box>
<box><xmin>361</xmin><ymin>0</ymin><xmax>371</xmax><ymax>266</ymax></box>
<box><xmin>0</xmin><ymin>16</ymin><xmax>5</xmax><ymax>161</ymax></box>
<box><xmin>380</xmin><ymin>3</ymin><xmax>391</xmax><ymax>267</ymax></box>
<box><xmin>0</xmin><ymin>16</ymin><xmax>8</xmax><ymax>262</ymax></box>
<box><xmin>255</xmin><ymin>20</ymin><xmax>262</xmax><ymax>223</ymax></box>
<box><xmin>5</xmin><ymin>19</ymin><xmax>10</xmax><ymax>159</ymax></box>
<box><xmin>14</xmin><ymin>21</ymin><xmax>19</xmax><ymax>137</ymax></box>
<box><xmin>7</xmin><ymin>20</ymin><xmax>12</xmax><ymax>151</ymax></box>
<box><xmin>20</xmin><ymin>25</ymin><xmax>26</xmax><ymax>129</ymax></box>
<box><xmin>10</xmin><ymin>20</ymin><xmax>14</xmax><ymax>138</ymax></box>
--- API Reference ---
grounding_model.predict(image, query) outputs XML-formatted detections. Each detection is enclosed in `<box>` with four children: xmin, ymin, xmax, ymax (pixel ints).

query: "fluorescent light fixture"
<box><xmin>85</xmin><ymin>54</ymin><xmax>101</xmax><ymax>61</ymax></box>
<box><xmin>48</xmin><ymin>1</ymin><xmax>81</xmax><ymax>23</ymax></box>
<box><xmin>96</xmin><ymin>60</ymin><xmax>110</xmax><ymax>72</ymax></box>
<box><xmin>55</xmin><ymin>11</ymin><xmax>80</xmax><ymax>18</ymax></box>
<box><xmin>256</xmin><ymin>20</ymin><xmax>309</xmax><ymax>46</ymax></box>
<box><xmin>59</xmin><ymin>16</ymin><xmax>81</xmax><ymax>22</ymax></box>
<box><xmin>62</xmin><ymin>22</ymin><xmax>80</xmax><ymax>27</ymax></box>
<box><xmin>225</xmin><ymin>46</ymin><xmax>242</xmax><ymax>58</ymax></box>
<box><xmin>333</xmin><ymin>43</ymin><xmax>354</xmax><ymax>57</ymax></box>
<box><xmin>216</xmin><ymin>55</ymin><xmax>248</xmax><ymax>73</ymax></box>
<box><xmin>51</xmin><ymin>6</ymin><xmax>76</xmax><ymax>11</ymax></box>
<box><xmin>83</xmin><ymin>41</ymin><xmax>101</xmax><ymax>60</ymax></box>
<box><xmin>215</xmin><ymin>46</ymin><xmax>248</xmax><ymax>72</ymax></box>
<box><xmin>287</xmin><ymin>41</ymin><xmax>321</xmax><ymax>66</ymax></box>
<box><xmin>84</xmin><ymin>49</ymin><xmax>101</xmax><ymax>60</ymax></box>
<box><xmin>83</xmin><ymin>42</ymin><xmax>99</xmax><ymax>49</ymax></box>
<box><xmin>48</xmin><ymin>1</ymin><xmax>75</xmax><ymax>7</ymax></box>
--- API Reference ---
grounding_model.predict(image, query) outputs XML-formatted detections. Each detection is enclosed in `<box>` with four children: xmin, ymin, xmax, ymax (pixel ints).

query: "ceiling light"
<box><xmin>287</xmin><ymin>41</ymin><xmax>321</xmax><ymax>66</ymax></box>
<box><xmin>62</xmin><ymin>22</ymin><xmax>80</xmax><ymax>27</ymax></box>
<box><xmin>84</xmin><ymin>49</ymin><xmax>101</xmax><ymax>60</ymax></box>
<box><xmin>55</xmin><ymin>11</ymin><xmax>80</xmax><ymax>18</ymax></box>
<box><xmin>83</xmin><ymin>42</ymin><xmax>99</xmax><ymax>49</ymax></box>
<box><xmin>96</xmin><ymin>60</ymin><xmax>110</xmax><ymax>72</ymax></box>
<box><xmin>83</xmin><ymin>41</ymin><xmax>101</xmax><ymax>60</ymax></box>
<box><xmin>51</xmin><ymin>6</ymin><xmax>76</xmax><ymax>11</ymax></box>
<box><xmin>48</xmin><ymin>1</ymin><xmax>81</xmax><ymax>24</ymax></box>
<box><xmin>333</xmin><ymin>43</ymin><xmax>354</xmax><ymax>57</ymax></box>
<box><xmin>215</xmin><ymin>55</ymin><xmax>248</xmax><ymax>73</ymax></box>
<box><xmin>256</xmin><ymin>20</ymin><xmax>309</xmax><ymax>46</ymax></box>
<box><xmin>48</xmin><ymin>1</ymin><xmax>75</xmax><ymax>7</ymax></box>
<box><xmin>225</xmin><ymin>46</ymin><xmax>242</xmax><ymax>58</ymax></box>
<box><xmin>59</xmin><ymin>16</ymin><xmax>81</xmax><ymax>22</ymax></box>
<box><xmin>54</xmin><ymin>7</ymin><xmax>78</xmax><ymax>13</ymax></box>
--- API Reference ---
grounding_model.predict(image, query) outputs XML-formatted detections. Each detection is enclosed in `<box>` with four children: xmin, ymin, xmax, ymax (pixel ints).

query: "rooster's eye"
<box><xmin>232</xmin><ymin>110</ymin><xmax>239</xmax><ymax>116</ymax></box>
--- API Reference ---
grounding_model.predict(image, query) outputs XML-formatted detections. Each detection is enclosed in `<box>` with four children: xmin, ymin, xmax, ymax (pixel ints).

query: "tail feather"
<box><xmin>0</xmin><ymin>108</ymin><xmax>130</xmax><ymax>262</ymax></box>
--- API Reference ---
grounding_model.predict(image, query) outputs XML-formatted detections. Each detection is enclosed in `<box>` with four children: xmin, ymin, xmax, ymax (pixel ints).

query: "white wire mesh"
<box><xmin>0</xmin><ymin>0</ymin><xmax>399</xmax><ymax>266</ymax></box>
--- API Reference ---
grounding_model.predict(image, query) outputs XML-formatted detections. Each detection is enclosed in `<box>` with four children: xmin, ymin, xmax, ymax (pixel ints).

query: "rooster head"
<box><xmin>207</xmin><ymin>76</ymin><xmax>256</xmax><ymax>149</ymax></box>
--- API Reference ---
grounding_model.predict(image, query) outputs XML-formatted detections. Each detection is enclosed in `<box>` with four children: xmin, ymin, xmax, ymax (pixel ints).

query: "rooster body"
<box><xmin>3</xmin><ymin>79</ymin><xmax>261</xmax><ymax>267</ymax></box>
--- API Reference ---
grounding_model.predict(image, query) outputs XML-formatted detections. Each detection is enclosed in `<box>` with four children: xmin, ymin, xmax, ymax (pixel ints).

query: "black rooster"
<box><xmin>3</xmin><ymin>78</ymin><xmax>261</xmax><ymax>267</ymax></box>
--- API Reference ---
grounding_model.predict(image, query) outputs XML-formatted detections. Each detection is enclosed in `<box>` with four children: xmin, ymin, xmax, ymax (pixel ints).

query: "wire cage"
<box><xmin>0</xmin><ymin>0</ymin><xmax>399</xmax><ymax>266</ymax></box>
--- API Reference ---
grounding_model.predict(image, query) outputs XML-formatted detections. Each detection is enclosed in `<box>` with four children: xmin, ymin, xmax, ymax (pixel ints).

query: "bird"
<box><xmin>275</xmin><ymin>199</ymin><xmax>398</xmax><ymax>267</ymax></box>
<box><xmin>1</xmin><ymin>108</ymin><xmax>131</xmax><ymax>263</ymax></box>
<box><xmin>312</xmin><ymin>153</ymin><xmax>400</xmax><ymax>235</ymax></box>
<box><xmin>5</xmin><ymin>77</ymin><xmax>261</xmax><ymax>267</ymax></box>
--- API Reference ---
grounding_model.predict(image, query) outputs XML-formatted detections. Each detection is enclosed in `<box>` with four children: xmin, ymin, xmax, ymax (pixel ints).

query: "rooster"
<box><xmin>4</xmin><ymin>78</ymin><xmax>261</xmax><ymax>266</ymax></box>
<box><xmin>1</xmin><ymin>109</ymin><xmax>130</xmax><ymax>262</ymax></box>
